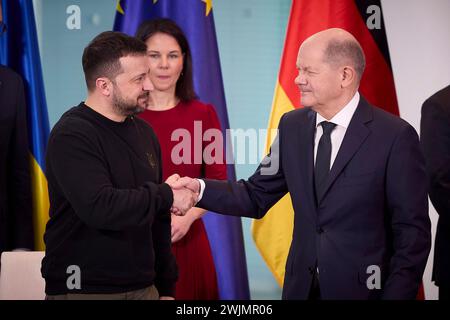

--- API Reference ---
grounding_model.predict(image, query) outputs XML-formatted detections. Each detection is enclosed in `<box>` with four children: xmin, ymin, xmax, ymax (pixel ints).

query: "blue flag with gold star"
<box><xmin>114</xmin><ymin>0</ymin><xmax>250</xmax><ymax>300</ymax></box>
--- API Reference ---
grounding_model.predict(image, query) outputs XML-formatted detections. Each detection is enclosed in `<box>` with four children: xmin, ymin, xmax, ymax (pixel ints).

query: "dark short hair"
<box><xmin>324</xmin><ymin>39</ymin><xmax>366</xmax><ymax>80</ymax></box>
<box><xmin>82</xmin><ymin>31</ymin><xmax>148</xmax><ymax>91</ymax></box>
<box><xmin>135</xmin><ymin>18</ymin><xmax>197</xmax><ymax>101</ymax></box>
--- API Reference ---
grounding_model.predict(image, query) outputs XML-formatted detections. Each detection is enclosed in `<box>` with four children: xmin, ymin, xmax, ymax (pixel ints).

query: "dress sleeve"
<box><xmin>202</xmin><ymin>104</ymin><xmax>228</xmax><ymax>180</ymax></box>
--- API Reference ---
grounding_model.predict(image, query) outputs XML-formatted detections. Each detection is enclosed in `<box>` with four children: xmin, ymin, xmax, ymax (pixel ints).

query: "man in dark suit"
<box><xmin>0</xmin><ymin>65</ymin><xmax>34</xmax><ymax>254</ymax></box>
<box><xmin>171</xmin><ymin>28</ymin><xmax>431</xmax><ymax>300</ymax></box>
<box><xmin>421</xmin><ymin>85</ymin><xmax>450</xmax><ymax>300</ymax></box>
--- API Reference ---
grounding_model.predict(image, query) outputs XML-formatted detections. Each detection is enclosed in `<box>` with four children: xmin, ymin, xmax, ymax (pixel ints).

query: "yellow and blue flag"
<box><xmin>114</xmin><ymin>0</ymin><xmax>250</xmax><ymax>299</ymax></box>
<box><xmin>0</xmin><ymin>0</ymin><xmax>50</xmax><ymax>250</ymax></box>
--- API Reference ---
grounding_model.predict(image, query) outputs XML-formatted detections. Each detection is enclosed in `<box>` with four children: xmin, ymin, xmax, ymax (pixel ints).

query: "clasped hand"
<box><xmin>165</xmin><ymin>174</ymin><xmax>200</xmax><ymax>216</ymax></box>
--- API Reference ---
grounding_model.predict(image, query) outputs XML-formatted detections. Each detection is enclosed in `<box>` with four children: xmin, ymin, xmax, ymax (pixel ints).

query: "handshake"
<box><xmin>165</xmin><ymin>174</ymin><xmax>200</xmax><ymax>216</ymax></box>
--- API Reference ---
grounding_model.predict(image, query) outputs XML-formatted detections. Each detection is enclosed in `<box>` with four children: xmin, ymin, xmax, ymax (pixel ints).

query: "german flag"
<box><xmin>252</xmin><ymin>0</ymin><xmax>424</xmax><ymax>299</ymax></box>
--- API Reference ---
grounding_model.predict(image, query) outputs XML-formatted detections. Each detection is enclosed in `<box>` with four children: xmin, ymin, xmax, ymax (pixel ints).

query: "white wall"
<box><xmin>382</xmin><ymin>0</ymin><xmax>450</xmax><ymax>300</ymax></box>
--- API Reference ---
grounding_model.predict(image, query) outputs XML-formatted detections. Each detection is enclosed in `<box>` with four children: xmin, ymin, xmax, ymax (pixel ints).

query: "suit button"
<box><xmin>317</xmin><ymin>227</ymin><xmax>324</xmax><ymax>234</ymax></box>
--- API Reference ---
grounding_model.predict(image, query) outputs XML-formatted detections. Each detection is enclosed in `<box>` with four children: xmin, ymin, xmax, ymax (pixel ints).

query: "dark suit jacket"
<box><xmin>0</xmin><ymin>65</ymin><xmax>34</xmax><ymax>253</ymax></box>
<box><xmin>420</xmin><ymin>85</ymin><xmax>450</xmax><ymax>287</ymax></box>
<box><xmin>198</xmin><ymin>96</ymin><xmax>431</xmax><ymax>299</ymax></box>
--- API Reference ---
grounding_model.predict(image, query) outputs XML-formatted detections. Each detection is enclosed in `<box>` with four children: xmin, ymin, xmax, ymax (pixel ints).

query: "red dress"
<box><xmin>139</xmin><ymin>100</ymin><xmax>227</xmax><ymax>300</ymax></box>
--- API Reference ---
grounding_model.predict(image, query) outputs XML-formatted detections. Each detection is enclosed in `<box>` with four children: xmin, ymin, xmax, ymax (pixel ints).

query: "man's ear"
<box><xmin>340</xmin><ymin>66</ymin><xmax>356</xmax><ymax>88</ymax></box>
<box><xmin>96</xmin><ymin>77</ymin><xmax>111</xmax><ymax>96</ymax></box>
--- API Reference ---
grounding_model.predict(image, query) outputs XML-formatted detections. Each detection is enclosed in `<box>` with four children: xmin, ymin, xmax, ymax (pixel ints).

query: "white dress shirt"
<box><xmin>314</xmin><ymin>92</ymin><xmax>360</xmax><ymax>169</ymax></box>
<box><xmin>197</xmin><ymin>178</ymin><xmax>206</xmax><ymax>202</ymax></box>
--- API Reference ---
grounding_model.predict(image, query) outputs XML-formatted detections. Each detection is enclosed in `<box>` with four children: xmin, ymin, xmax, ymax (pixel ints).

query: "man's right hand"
<box><xmin>165</xmin><ymin>174</ymin><xmax>199</xmax><ymax>216</ymax></box>
<box><xmin>171</xmin><ymin>187</ymin><xmax>197</xmax><ymax>216</ymax></box>
<box><xmin>169</xmin><ymin>176</ymin><xmax>200</xmax><ymax>194</ymax></box>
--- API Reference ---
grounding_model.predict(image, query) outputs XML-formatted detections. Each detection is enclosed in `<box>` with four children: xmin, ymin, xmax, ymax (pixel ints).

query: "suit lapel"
<box><xmin>297</xmin><ymin>109</ymin><xmax>317</xmax><ymax>211</ymax></box>
<box><xmin>317</xmin><ymin>97</ymin><xmax>373</xmax><ymax>204</ymax></box>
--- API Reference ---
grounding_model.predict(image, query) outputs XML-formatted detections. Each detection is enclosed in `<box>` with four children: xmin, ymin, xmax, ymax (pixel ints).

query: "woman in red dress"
<box><xmin>136</xmin><ymin>19</ymin><xmax>226</xmax><ymax>300</ymax></box>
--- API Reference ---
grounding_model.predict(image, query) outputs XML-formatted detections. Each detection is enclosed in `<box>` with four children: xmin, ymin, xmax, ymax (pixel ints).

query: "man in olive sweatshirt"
<box><xmin>42</xmin><ymin>31</ymin><xmax>197</xmax><ymax>300</ymax></box>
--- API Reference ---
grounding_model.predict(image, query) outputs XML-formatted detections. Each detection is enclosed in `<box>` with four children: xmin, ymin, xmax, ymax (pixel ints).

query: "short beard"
<box><xmin>112</xmin><ymin>89</ymin><xmax>149</xmax><ymax>117</ymax></box>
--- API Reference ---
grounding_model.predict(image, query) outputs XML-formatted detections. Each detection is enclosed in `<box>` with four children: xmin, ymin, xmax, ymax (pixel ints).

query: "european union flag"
<box><xmin>114</xmin><ymin>0</ymin><xmax>250</xmax><ymax>300</ymax></box>
<box><xmin>0</xmin><ymin>0</ymin><xmax>50</xmax><ymax>250</ymax></box>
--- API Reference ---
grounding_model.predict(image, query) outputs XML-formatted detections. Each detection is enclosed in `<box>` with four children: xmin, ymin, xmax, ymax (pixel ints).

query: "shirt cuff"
<box><xmin>196</xmin><ymin>179</ymin><xmax>206</xmax><ymax>203</ymax></box>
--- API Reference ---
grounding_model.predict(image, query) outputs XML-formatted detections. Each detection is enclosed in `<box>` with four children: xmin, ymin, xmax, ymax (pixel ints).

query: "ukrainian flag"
<box><xmin>0</xmin><ymin>0</ymin><xmax>50</xmax><ymax>250</ymax></box>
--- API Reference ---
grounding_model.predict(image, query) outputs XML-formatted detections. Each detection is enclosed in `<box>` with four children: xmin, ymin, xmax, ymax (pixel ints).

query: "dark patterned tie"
<box><xmin>314</xmin><ymin>121</ymin><xmax>336</xmax><ymax>203</ymax></box>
